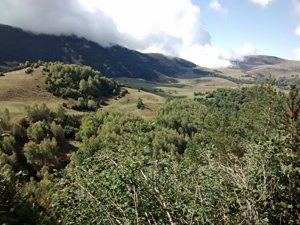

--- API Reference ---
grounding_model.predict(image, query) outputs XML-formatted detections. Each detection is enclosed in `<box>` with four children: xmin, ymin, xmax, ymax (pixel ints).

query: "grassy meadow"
<box><xmin>0</xmin><ymin>67</ymin><xmax>241</xmax><ymax>121</ymax></box>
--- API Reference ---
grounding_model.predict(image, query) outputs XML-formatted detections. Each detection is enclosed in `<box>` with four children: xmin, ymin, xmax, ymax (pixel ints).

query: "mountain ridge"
<box><xmin>0</xmin><ymin>24</ymin><xmax>200</xmax><ymax>81</ymax></box>
<box><xmin>2</xmin><ymin>24</ymin><xmax>300</xmax><ymax>83</ymax></box>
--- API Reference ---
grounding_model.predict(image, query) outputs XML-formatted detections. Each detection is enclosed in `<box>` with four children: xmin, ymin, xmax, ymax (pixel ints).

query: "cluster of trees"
<box><xmin>3</xmin><ymin>60</ymin><xmax>44</xmax><ymax>73</ymax></box>
<box><xmin>193</xmin><ymin>68</ymin><xmax>258</xmax><ymax>84</ymax></box>
<box><xmin>276</xmin><ymin>76</ymin><xmax>300</xmax><ymax>88</ymax></box>
<box><xmin>43</xmin><ymin>62</ymin><xmax>127</xmax><ymax>107</ymax></box>
<box><xmin>0</xmin><ymin>103</ymin><xmax>82</xmax><ymax>224</ymax></box>
<box><xmin>2</xmin><ymin>81</ymin><xmax>300</xmax><ymax>224</ymax></box>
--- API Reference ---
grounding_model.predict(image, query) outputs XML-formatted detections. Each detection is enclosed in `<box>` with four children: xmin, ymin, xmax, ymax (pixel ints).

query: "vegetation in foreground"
<box><xmin>1</xmin><ymin>78</ymin><xmax>300</xmax><ymax>224</ymax></box>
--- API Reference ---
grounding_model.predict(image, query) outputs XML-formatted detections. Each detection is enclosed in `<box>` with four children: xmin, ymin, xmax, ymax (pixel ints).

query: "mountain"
<box><xmin>220</xmin><ymin>55</ymin><xmax>300</xmax><ymax>82</ymax></box>
<box><xmin>0</xmin><ymin>24</ymin><xmax>200</xmax><ymax>81</ymax></box>
<box><xmin>2</xmin><ymin>24</ymin><xmax>300</xmax><ymax>84</ymax></box>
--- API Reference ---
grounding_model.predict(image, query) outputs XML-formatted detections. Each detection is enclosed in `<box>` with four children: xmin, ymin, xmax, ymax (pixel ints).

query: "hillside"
<box><xmin>219</xmin><ymin>55</ymin><xmax>300</xmax><ymax>84</ymax></box>
<box><xmin>0</xmin><ymin>24</ymin><xmax>202</xmax><ymax>81</ymax></box>
<box><xmin>2</xmin><ymin>80</ymin><xmax>300</xmax><ymax>224</ymax></box>
<box><xmin>0</xmin><ymin>65</ymin><xmax>165</xmax><ymax>120</ymax></box>
<box><xmin>3</xmin><ymin>24</ymin><xmax>300</xmax><ymax>86</ymax></box>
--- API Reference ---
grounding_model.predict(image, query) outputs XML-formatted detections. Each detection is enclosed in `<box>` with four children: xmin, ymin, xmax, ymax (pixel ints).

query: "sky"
<box><xmin>0</xmin><ymin>0</ymin><xmax>300</xmax><ymax>68</ymax></box>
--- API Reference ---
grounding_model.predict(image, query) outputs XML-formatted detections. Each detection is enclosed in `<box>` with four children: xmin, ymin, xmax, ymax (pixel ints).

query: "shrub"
<box><xmin>25</xmin><ymin>68</ymin><xmax>34</xmax><ymax>74</ymax></box>
<box><xmin>64</xmin><ymin>125</ymin><xmax>79</xmax><ymax>138</ymax></box>
<box><xmin>136</xmin><ymin>98</ymin><xmax>144</xmax><ymax>109</ymax></box>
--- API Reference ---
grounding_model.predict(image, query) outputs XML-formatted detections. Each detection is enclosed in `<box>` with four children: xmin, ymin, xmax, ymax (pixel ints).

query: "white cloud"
<box><xmin>292</xmin><ymin>0</ymin><xmax>300</xmax><ymax>36</ymax></box>
<box><xmin>178</xmin><ymin>43</ymin><xmax>257</xmax><ymax>69</ymax></box>
<box><xmin>0</xmin><ymin>0</ymin><xmax>249</xmax><ymax>68</ymax></box>
<box><xmin>292</xmin><ymin>0</ymin><xmax>300</xmax><ymax>14</ymax></box>
<box><xmin>236</xmin><ymin>43</ymin><xmax>257</xmax><ymax>56</ymax></box>
<box><xmin>295</xmin><ymin>26</ymin><xmax>300</xmax><ymax>35</ymax></box>
<box><xmin>287</xmin><ymin>47</ymin><xmax>300</xmax><ymax>60</ymax></box>
<box><xmin>209</xmin><ymin>0</ymin><xmax>228</xmax><ymax>15</ymax></box>
<box><xmin>249</xmin><ymin>0</ymin><xmax>274</xmax><ymax>8</ymax></box>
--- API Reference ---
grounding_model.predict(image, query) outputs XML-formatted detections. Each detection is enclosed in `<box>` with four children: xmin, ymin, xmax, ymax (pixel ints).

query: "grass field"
<box><xmin>116</xmin><ymin>76</ymin><xmax>239</xmax><ymax>98</ymax></box>
<box><xmin>0</xmin><ymin>68</ymin><xmax>80</xmax><ymax>121</ymax></box>
<box><xmin>0</xmin><ymin>67</ymin><xmax>240</xmax><ymax>121</ymax></box>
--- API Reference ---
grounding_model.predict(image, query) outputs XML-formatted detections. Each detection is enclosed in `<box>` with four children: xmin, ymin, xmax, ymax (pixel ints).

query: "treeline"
<box><xmin>0</xmin><ymin>104</ymin><xmax>81</xmax><ymax>224</ymax></box>
<box><xmin>2</xmin><ymin>82</ymin><xmax>300</xmax><ymax>224</ymax></box>
<box><xmin>276</xmin><ymin>76</ymin><xmax>300</xmax><ymax>87</ymax></box>
<box><xmin>2</xmin><ymin>61</ymin><xmax>128</xmax><ymax>110</ymax></box>
<box><xmin>2</xmin><ymin>60</ymin><xmax>44</xmax><ymax>74</ymax></box>
<box><xmin>193</xmin><ymin>68</ymin><xmax>258</xmax><ymax>84</ymax></box>
<box><xmin>43</xmin><ymin>62</ymin><xmax>128</xmax><ymax>110</ymax></box>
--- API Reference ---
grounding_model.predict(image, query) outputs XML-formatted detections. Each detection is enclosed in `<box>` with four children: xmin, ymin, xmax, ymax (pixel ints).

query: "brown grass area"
<box><xmin>0</xmin><ymin>68</ymin><xmax>166</xmax><ymax>121</ymax></box>
<box><xmin>219</xmin><ymin>57</ymin><xmax>300</xmax><ymax>79</ymax></box>
<box><xmin>104</xmin><ymin>88</ymin><xmax>165</xmax><ymax>120</ymax></box>
<box><xmin>117</xmin><ymin>77</ymin><xmax>239</xmax><ymax>99</ymax></box>
<box><xmin>0</xmin><ymin>68</ymin><xmax>73</xmax><ymax>121</ymax></box>
<box><xmin>0</xmin><ymin>66</ymin><xmax>242</xmax><ymax>122</ymax></box>
<box><xmin>0</xmin><ymin>68</ymin><xmax>53</xmax><ymax>101</ymax></box>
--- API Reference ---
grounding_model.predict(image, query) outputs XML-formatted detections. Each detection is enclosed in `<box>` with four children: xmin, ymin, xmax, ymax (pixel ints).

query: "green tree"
<box><xmin>136</xmin><ymin>98</ymin><xmax>144</xmax><ymax>109</ymax></box>
<box><xmin>77</xmin><ymin>97</ymin><xmax>87</xmax><ymax>109</ymax></box>
<box><xmin>1</xmin><ymin>136</ymin><xmax>16</xmax><ymax>155</ymax></box>
<box><xmin>55</xmin><ymin>105</ymin><xmax>66</xmax><ymax>122</ymax></box>
<box><xmin>24</xmin><ymin>138</ymin><xmax>58</xmax><ymax>168</ymax></box>
<box><xmin>27</xmin><ymin>121</ymin><xmax>49</xmax><ymax>143</ymax></box>
<box><xmin>79</xmin><ymin>79</ymin><xmax>88</xmax><ymax>94</ymax></box>
<box><xmin>25</xmin><ymin>103</ymin><xmax>51</xmax><ymax>123</ymax></box>
<box><xmin>286</xmin><ymin>83</ymin><xmax>300</xmax><ymax>147</ymax></box>
<box><xmin>1</xmin><ymin>109</ymin><xmax>10</xmax><ymax>130</ymax></box>
<box><xmin>12</xmin><ymin>123</ymin><xmax>26</xmax><ymax>138</ymax></box>
<box><xmin>87</xmin><ymin>99</ymin><xmax>97</xmax><ymax>110</ymax></box>
<box><xmin>50</xmin><ymin>121</ymin><xmax>65</xmax><ymax>142</ymax></box>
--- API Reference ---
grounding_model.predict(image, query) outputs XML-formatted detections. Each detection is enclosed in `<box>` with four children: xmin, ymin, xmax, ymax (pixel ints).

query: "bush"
<box><xmin>136</xmin><ymin>98</ymin><xmax>144</xmax><ymax>109</ymax></box>
<box><xmin>64</xmin><ymin>125</ymin><xmax>79</xmax><ymax>138</ymax></box>
<box><xmin>25</xmin><ymin>68</ymin><xmax>34</xmax><ymax>74</ymax></box>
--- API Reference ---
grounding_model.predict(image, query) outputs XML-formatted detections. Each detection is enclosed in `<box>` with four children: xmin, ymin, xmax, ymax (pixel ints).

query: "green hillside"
<box><xmin>1</xmin><ymin>80</ymin><xmax>300</xmax><ymax>224</ymax></box>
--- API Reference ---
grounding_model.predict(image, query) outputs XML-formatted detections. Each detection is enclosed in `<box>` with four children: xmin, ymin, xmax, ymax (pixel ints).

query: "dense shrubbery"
<box><xmin>2</xmin><ymin>82</ymin><xmax>300</xmax><ymax>224</ymax></box>
<box><xmin>193</xmin><ymin>68</ymin><xmax>258</xmax><ymax>84</ymax></box>
<box><xmin>43</xmin><ymin>62</ymin><xmax>127</xmax><ymax>110</ymax></box>
<box><xmin>3</xmin><ymin>60</ymin><xmax>44</xmax><ymax>73</ymax></box>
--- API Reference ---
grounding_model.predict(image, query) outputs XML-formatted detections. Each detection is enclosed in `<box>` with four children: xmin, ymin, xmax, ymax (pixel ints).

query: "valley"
<box><xmin>0</xmin><ymin>65</ymin><xmax>239</xmax><ymax>121</ymax></box>
<box><xmin>1</xmin><ymin>24</ymin><xmax>300</xmax><ymax>225</ymax></box>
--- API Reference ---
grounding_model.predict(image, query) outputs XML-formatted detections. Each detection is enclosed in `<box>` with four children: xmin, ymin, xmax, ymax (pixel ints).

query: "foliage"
<box><xmin>25</xmin><ymin>67</ymin><xmax>34</xmax><ymax>74</ymax></box>
<box><xmin>136</xmin><ymin>97</ymin><xmax>144</xmax><ymax>109</ymax></box>
<box><xmin>50</xmin><ymin>121</ymin><xmax>65</xmax><ymax>141</ymax></box>
<box><xmin>27</xmin><ymin>121</ymin><xmax>50</xmax><ymax>143</ymax></box>
<box><xmin>193</xmin><ymin>68</ymin><xmax>258</xmax><ymax>84</ymax></box>
<box><xmin>2</xmin><ymin>82</ymin><xmax>300</xmax><ymax>223</ymax></box>
<box><xmin>1</xmin><ymin>135</ymin><xmax>16</xmax><ymax>155</ymax></box>
<box><xmin>0</xmin><ymin>108</ymin><xmax>11</xmax><ymax>130</ymax></box>
<box><xmin>43</xmin><ymin>62</ymin><xmax>126</xmax><ymax>111</ymax></box>
<box><xmin>25</xmin><ymin>103</ymin><xmax>52</xmax><ymax>123</ymax></box>
<box><xmin>52</xmin><ymin>132</ymin><xmax>300</xmax><ymax>224</ymax></box>
<box><xmin>24</xmin><ymin>138</ymin><xmax>58</xmax><ymax>168</ymax></box>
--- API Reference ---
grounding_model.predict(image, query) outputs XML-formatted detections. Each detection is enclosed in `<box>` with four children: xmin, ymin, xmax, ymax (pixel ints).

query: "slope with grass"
<box><xmin>0</xmin><ymin>65</ymin><xmax>165</xmax><ymax>120</ymax></box>
<box><xmin>220</xmin><ymin>55</ymin><xmax>300</xmax><ymax>82</ymax></box>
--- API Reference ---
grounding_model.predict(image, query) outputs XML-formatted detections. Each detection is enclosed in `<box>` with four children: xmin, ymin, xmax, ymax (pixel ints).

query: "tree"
<box><xmin>77</xmin><ymin>97</ymin><xmax>87</xmax><ymax>109</ymax></box>
<box><xmin>25</xmin><ymin>103</ymin><xmax>51</xmax><ymax>123</ymax></box>
<box><xmin>1</xmin><ymin>109</ymin><xmax>10</xmax><ymax>130</ymax></box>
<box><xmin>24</xmin><ymin>138</ymin><xmax>58</xmax><ymax>168</ymax></box>
<box><xmin>286</xmin><ymin>83</ymin><xmax>300</xmax><ymax>147</ymax></box>
<box><xmin>50</xmin><ymin>121</ymin><xmax>65</xmax><ymax>142</ymax></box>
<box><xmin>55</xmin><ymin>105</ymin><xmax>66</xmax><ymax>122</ymax></box>
<box><xmin>1</xmin><ymin>136</ymin><xmax>16</xmax><ymax>155</ymax></box>
<box><xmin>136</xmin><ymin>98</ymin><xmax>144</xmax><ymax>109</ymax></box>
<box><xmin>27</xmin><ymin>121</ymin><xmax>49</xmax><ymax>143</ymax></box>
<box><xmin>25</xmin><ymin>68</ymin><xmax>34</xmax><ymax>74</ymax></box>
<box><xmin>87</xmin><ymin>99</ymin><xmax>97</xmax><ymax>111</ymax></box>
<box><xmin>12</xmin><ymin>123</ymin><xmax>26</xmax><ymax>138</ymax></box>
<box><xmin>79</xmin><ymin>79</ymin><xmax>88</xmax><ymax>94</ymax></box>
